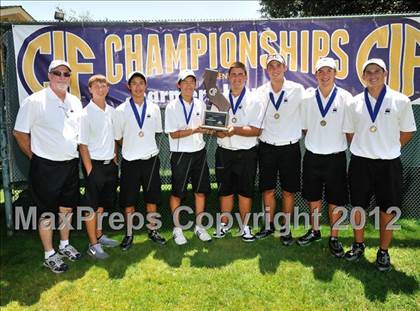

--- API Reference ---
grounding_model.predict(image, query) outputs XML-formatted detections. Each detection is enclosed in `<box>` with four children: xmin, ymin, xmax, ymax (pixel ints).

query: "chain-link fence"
<box><xmin>1</xmin><ymin>22</ymin><xmax>419</xmax><ymax>234</ymax></box>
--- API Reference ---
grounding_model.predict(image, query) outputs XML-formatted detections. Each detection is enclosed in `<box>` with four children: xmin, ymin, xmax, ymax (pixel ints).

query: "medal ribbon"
<box><xmin>269</xmin><ymin>90</ymin><xmax>285</xmax><ymax>111</ymax></box>
<box><xmin>179</xmin><ymin>95</ymin><xmax>195</xmax><ymax>125</ymax></box>
<box><xmin>364</xmin><ymin>86</ymin><xmax>387</xmax><ymax>124</ymax></box>
<box><xmin>229</xmin><ymin>87</ymin><xmax>246</xmax><ymax>115</ymax></box>
<box><xmin>315</xmin><ymin>87</ymin><xmax>337</xmax><ymax>119</ymax></box>
<box><xmin>130</xmin><ymin>97</ymin><xmax>147</xmax><ymax>131</ymax></box>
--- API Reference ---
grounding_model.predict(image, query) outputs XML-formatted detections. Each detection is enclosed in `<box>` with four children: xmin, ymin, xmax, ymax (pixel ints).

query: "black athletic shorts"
<box><xmin>348</xmin><ymin>154</ymin><xmax>402</xmax><ymax>212</ymax></box>
<box><xmin>302</xmin><ymin>150</ymin><xmax>348</xmax><ymax>205</ymax></box>
<box><xmin>82</xmin><ymin>160</ymin><xmax>118</xmax><ymax>210</ymax></box>
<box><xmin>29</xmin><ymin>154</ymin><xmax>79</xmax><ymax>219</ymax></box>
<box><xmin>119</xmin><ymin>156</ymin><xmax>161</xmax><ymax>208</ymax></box>
<box><xmin>258</xmin><ymin>141</ymin><xmax>301</xmax><ymax>193</ymax></box>
<box><xmin>215</xmin><ymin>146</ymin><xmax>257</xmax><ymax>198</ymax></box>
<box><xmin>170</xmin><ymin>148</ymin><xmax>211</xmax><ymax>199</ymax></box>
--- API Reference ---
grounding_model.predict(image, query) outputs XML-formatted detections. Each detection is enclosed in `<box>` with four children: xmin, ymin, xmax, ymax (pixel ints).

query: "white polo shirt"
<box><xmin>113</xmin><ymin>98</ymin><xmax>162</xmax><ymax>161</ymax></box>
<box><xmin>211</xmin><ymin>88</ymin><xmax>264</xmax><ymax>150</ymax></box>
<box><xmin>14</xmin><ymin>86</ymin><xmax>82</xmax><ymax>161</ymax></box>
<box><xmin>302</xmin><ymin>86</ymin><xmax>353</xmax><ymax>154</ymax></box>
<box><xmin>79</xmin><ymin>101</ymin><xmax>115</xmax><ymax>161</ymax></box>
<box><xmin>256</xmin><ymin>79</ymin><xmax>305</xmax><ymax>145</ymax></box>
<box><xmin>164</xmin><ymin>97</ymin><xmax>206</xmax><ymax>152</ymax></box>
<box><xmin>343</xmin><ymin>85</ymin><xmax>417</xmax><ymax>160</ymax></box>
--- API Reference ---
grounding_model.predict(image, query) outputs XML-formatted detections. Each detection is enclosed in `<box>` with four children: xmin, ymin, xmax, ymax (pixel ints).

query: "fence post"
<box><xmin>0</xmin><ymin>80</ymin><xmax>14</xmax><ymax>236</ymax></box>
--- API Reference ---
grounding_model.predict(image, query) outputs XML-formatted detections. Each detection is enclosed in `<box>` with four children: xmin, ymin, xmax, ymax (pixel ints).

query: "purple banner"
<box><xmin>12</xmin><ymin>15</ymin><xmax>420</xmax><ymax>106</ymax></box>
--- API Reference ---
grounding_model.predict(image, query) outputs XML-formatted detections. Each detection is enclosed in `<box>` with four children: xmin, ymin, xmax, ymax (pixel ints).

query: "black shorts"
<box><xmin>302</xmin><ymin>150</ymin><xmax>348</xmax><ymax>205</ymax></box>
<box><xmin>29</xmin><ymin>154</ymin><xmax>79</xmax><ymax>218</ymax></box>
<box><xmin>170</xmin><ymin>148</ymin><xmax>211</xmax><ymax>199</ymax></box>
<box><xmin>258</xmin><ymin>141</ymin><xmax>301</xmax><ymax>193</ymax></box>
<box><xmin>119</xmin><ymin>156</ymin><xmax>161</xmax><ymax>208</ymax></box>
<box><xmin>215</xmin><ymin>146</ymin><xmax>257</xmax><ymax>198</ymax></box>
<box><xmin>348</xmin><ymin>155</ymin><xmax>402</xmax><ymax>212</ymax></box>
<box><xmin>82</xmin><ymin>160</ymin><xmax>118</xmax><ymax>210</ymax></box>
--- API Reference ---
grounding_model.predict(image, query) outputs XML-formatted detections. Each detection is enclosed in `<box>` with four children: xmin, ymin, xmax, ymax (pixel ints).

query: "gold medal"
<box><xmin>369</xmin><ymin>125</ymin><xmax>377</xmax><ymax>133</ymax></box>
<box><xmin>320</xmin><ymin>120</ymin><xmax>327</xmax><ymax>127</ymax></box>
<box><xmin>138</xmin><ymin>131</ymin><xmax>144</xmax><ymax>137</ymax></box>
<box><xmin>274</xmin><ymin>113</ymin><xmax>280</xmax><ymax>119</ymax></box>
<box><xmin>231</xmin><ymin>117</ymin><xmax>237</xmax><ymax>123</ymax></box>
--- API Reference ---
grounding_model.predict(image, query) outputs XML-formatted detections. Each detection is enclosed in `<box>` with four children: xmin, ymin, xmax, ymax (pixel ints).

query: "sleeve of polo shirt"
<box><xmin>248</xmin><ymin>93</ymin><xmax>264</xmax><ymax>129</ymax></box>
<box><xmin>78</xmin><ymin>110</ymin><xmax>89</xmax><ymax>145</ymax></box>
<box><xmin>343</xmin><ymin>98</ymin><xmax>355</xmax><ymax>134</ymax></box>
<box><xmin>164</xmin><ymin>102</ymin><xmax>179</xmax><ymax>133</ymax></box>
<box><xmin>113</xmin><ymin>106</ymin><xmax>124</xmax><ymax>140</ymax></box>
<box><xmin>155</xmin><ymin>104</ymin><xmax>163</xmax><ymax>133</ymax></box>
<box><xmin>399</xmin><ymin>98</ymin><xmax>417</xmax><ymax>132</ymax></box>
<box><xmin>14</xmin><ymin>97</ymin><xmax>34</xmax><ymax>133</ymax></box>
<box><xmin>255</xmin><ymin>89</ymin><xmax>268</xmax><ymax>129</ymax></box>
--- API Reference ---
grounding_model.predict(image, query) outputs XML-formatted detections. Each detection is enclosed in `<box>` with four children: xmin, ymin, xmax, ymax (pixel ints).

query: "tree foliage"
<box><xmin>259</xmin><ymin>0</ymin><xmax>420</xmax><ymax>18</ymax></box>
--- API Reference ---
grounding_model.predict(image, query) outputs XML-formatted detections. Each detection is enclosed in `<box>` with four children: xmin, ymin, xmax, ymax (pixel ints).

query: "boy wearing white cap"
<box><xmin>297</xmin><ymin>57</ymin><xmax>353</xmax><ymax>257</ymax></box>
<box><xmin>343</xmin><ymin>58</ymin><xmax>416</xmax><ymax>271</ymax></box>
<box><xmin>164</xmin><ymin>69</ymin><xmax>213</xmax><ymax>245</ymax></box>
<box><xmin>255</xmin><ymin>54</ymin><xmax>305</xmax><ymax>245</ymax></box>
<box><xmin>114</xmin><ymin>71</ymin><xmax>166</xmax><ymax>250</ymax></box>
<box><xmin>212</xmin><ymin>61</ymin><xmax>264</xmax><ymax>242</ymax></box>
<box><xmin>14</xmin><ymin>59</ymin><xmax>82</xmax><ymax>273</ymax></box>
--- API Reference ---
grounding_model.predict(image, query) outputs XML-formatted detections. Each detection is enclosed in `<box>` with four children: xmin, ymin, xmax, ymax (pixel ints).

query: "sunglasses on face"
<box><xmin>50</xmin><ymin>70</ymin><xmax>71</xmax><ymax>77</ymax></box>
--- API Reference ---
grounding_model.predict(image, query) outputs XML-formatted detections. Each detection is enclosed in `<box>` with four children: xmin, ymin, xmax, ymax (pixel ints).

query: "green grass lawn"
<box><xmin>1</xmin><ymin>219</ymin><xmax>419</xmax><ymax>310</ymax></box>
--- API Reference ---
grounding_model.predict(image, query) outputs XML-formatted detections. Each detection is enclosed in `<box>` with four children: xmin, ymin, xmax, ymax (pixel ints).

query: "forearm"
<box><xmin>400</xmin><ymin>131</ymin><xmax>413</xmax><ymax>147</ymax></box>
<box><xmin>13</xmin><ymin>131</ymin><xmax>32</xmax><ymax>159</ymax></box>
<box><xmin>169</xmin><ymin>128</ymin><xmax>195</xmax><ymax>139</ymax></box>
<box><xmin>231</xmin><ymin>126</ymin><xmax>261</xmax><ymax>137</ymax></box>
<box><xmin>79</xmin><ymin>144</ymin><xmax>92</xmax><ymax>173</ymax></box>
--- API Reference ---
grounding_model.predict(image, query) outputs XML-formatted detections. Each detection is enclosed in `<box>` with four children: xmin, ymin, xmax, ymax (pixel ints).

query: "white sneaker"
<box><xmin>242</xmin><ymin>225</ymin><xmax>256</xmax><ymax>242</ymax></box>
<box><xmin>195</xmin><ymin>225</ymin><xmax>212</xmax><ymax>242</ymax></box>
<box><xmin>173</xmin><ymin>227</ymin><xmax>187</xmax><ymax>245</ymax></box>
<box><xmin>213</xmin><ymin>223</ymin><xmax>229</xmax><ymax>239</ymax></box>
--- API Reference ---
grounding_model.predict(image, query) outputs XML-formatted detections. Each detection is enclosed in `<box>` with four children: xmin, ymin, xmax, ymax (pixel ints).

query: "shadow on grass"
<box><xmin>1</xmin><ymin>229</ymin><xmax>418</xmax><ymax>306</ymax></box>
<box><xmin>185</xmin><ymin>235</ymin><xmax>419</xmax><ymax>302</ymax></box>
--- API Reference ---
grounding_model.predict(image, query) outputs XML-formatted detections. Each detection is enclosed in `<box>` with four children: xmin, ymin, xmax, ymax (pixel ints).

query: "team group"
<box><xmin>13</xmin><ymin>54</ymin><xmax>417</xmax><ymax>274</ymax></box>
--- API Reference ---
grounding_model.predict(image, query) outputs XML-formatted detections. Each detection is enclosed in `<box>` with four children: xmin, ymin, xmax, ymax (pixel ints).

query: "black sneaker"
<box><xmin>328</xmin><ymin>237</ymin><xmax>344</xmax><ymax>258</ymax></box>
<box><xmin>120</xmin><ymin>235</ymin><xmax>133</xmax><ymax>251</ymax></box>
<box><xmin>255</xmin><ymin>224</ymin><xmax>275</xmax><ymax>240</ymax></box>
<box><xmin>297</xmin><ymin>229</ymin><xmax>321</xmax><ymax>246</ymax></box>
<box><xmin>376</xmin><ymin>249</ymin><xmax>391</xmax><ymax>272</ymax></box>
<box><xmin>148</xmin><ymin>230</ymin><xmax>166</xmax><ymax>245</ymax></box>
<box><xmin>280</xmin><ymin>232</ymin><xmax>294</xmax><ymax>246</ymax></box>
<box><xmin>344</xmin><ymin>242</ymin><xmax>365</xmax><ymax>262</ymax></box>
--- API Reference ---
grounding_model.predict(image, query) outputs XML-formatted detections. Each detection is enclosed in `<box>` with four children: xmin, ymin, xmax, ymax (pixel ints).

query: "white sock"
<box><xmin>45</xmin><ymin>249</ymin><xmax>55</xmax><ymax>259</ymax></box>
<box><xmin>59</xmin><ymin>240</ymin><xmax>69</xmax><ymax>249</ymax></box>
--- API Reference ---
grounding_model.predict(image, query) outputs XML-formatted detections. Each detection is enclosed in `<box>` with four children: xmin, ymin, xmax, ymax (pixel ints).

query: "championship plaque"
<box><xmin>201</xmin><ymin>69</ymin><xmax>229</xmax><ymax>131</ymax></box>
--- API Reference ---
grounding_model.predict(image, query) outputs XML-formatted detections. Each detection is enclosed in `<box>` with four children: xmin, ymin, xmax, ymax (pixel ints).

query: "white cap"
<box><xmin>127</xmin><ymin>71</ymin><xmax>147</xmax><ymax>84</ymax></box>
<box><xmin>178</xmin><ymin>69</ymin><xmax>196</xmax><ymax>82</ymax></box>
<box><xmin>362</xmin><ymin>58</ymin><xmax>387</xmax><ymax>72</ymax></box>
<box><xmin>266</xmin><ymin>54</ymin><xmax>286</xmax><ymax>66</ymax></box>
<box><xmin>315</xmin><ymin>57</ymin><xmax>336</xmax><ymax>71</ymax></box>
<box><xmin>48</xmin><ymin>59</ymin><xmax>71</xmax><ymax>72</ymax></box>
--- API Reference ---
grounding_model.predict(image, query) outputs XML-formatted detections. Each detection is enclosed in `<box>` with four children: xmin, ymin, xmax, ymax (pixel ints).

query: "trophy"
<box><xmin>201</xmin><ymin>69</ymin><xmax>230</xmax><ymax>131</ymax></box>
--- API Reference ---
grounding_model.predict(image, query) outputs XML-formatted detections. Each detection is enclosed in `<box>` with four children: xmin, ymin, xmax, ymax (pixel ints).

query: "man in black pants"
<box><xmin>114</xmin><ymin>71</ymin><xmax>166</xmax><ymax>250</ymax></box>
<box><xmin>297</xmin><ymin>57</ymin><xmax>353</xmax><ymax>257</ymax></box>
<box><xmin>14</xmin><ymin>59</ymin><xmax>82</xmax><ymax>273</ymax></box>
<box><xmin>79</xmin><ymin>74</ymin><xmax>120</xmax><ymax>259</ymax></box>
<box><xmin>343</xmin><ymin>58</ymin><xmax>416</xmax><ymax>271</ymax></box>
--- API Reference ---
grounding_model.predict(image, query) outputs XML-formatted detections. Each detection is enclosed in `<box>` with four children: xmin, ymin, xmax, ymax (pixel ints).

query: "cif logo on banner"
<box><xmin>356</xmin><ymin>23</ymin><xmax>419</xmax><ymax>97</ymax></box>
<box><xmin>17</xmin><ymin>26</ymin><xmax>94</xmax><ymax>99</ymax></box>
